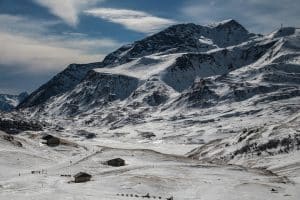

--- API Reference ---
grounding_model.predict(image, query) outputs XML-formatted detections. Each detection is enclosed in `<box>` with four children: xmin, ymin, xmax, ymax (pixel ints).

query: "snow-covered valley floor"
<box><xmin>0</xmin><ymin>131</ymin><xmax>299</xmax><ymax>200</ymax></box>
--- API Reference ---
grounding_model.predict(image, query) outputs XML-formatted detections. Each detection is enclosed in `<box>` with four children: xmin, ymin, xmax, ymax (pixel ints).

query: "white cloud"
<box><xmin>85</xmin><ymin>8</ymin><xmax>176</xmax><ymax>34</ymax></box>
<box><xmin>0</xmin><ymin>32</ymin><xmax>98</xmax><ymax>72</ymax></box>
<box><xmin>33</xmin><ymin>0</ymin><xmax>105</xmax><ymax>26</ymax></box>
<box><xmin>0</xmin><ymin>14</ymin><xmax>119</xmax><ymax>74</ymax></box>
<box><xmin>0</xmin><ymin>14</ymin><xmax>59</xmax><ymax>35</ymax></box>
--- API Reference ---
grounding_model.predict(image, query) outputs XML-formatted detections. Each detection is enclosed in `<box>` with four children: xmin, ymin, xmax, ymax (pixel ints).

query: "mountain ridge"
<box><xmin>18</xmin><ymin>20</ymin><xmax>256</xmax><ymax>108</ymax></box>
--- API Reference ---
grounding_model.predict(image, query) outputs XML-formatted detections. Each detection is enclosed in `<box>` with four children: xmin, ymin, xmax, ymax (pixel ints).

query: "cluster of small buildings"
<box><xmin>73</xmin><ymin>158</ymin><xmax>125</xmax><ymax>183</ymax></box>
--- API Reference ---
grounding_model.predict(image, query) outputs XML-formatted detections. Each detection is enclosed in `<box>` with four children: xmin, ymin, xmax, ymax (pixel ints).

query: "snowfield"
<box><xmin>0</xmin><ymin>130</ymin><xmax>299</xmax><ymax>200</ymax></box>
<box><xmin>1</xmin><ymin>21</ymin><xmax>300</xmax><ymax>199</ymax></box>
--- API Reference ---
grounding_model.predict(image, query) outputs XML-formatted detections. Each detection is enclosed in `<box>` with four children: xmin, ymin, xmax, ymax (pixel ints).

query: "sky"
<box><xmin>1</xmin><ymin>0</ymin><xmax>300</xmax><ymax>94</ymax></box>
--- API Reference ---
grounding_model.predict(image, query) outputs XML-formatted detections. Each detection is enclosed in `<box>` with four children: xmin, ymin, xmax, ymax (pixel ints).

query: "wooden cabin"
<box><xmin>74</xmin><ymin>172</ymin><xmax>92</xmax><ymax>183</ymax></box>
<box><xmin>46</xmin><ymin>137</ymin><xmax>60</xmax><ymax>147</ymax></box>
<box><xmin>106</xmin><ymin>158</ymin><xmax>125</xmax><ymax>167</ymax></box>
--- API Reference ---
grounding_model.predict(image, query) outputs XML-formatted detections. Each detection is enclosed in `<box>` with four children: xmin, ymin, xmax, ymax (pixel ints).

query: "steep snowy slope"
<box><xmin>170</xmin><ymin>29</ymin><xmax>300</xmax><ymax>108</ymax></box>
<box><xmin>18</xmin><ymin>63</ymin><xmax>102</xmax><ymax>108</ymax></box>
<box><xmin>0</xmin><ymin>92</ymin><xmax>28</xmax><ymax>112</ymax></box>
<box><xmin>184</xmin><ymin>28</ymin><xmax>300</xmax><ymax>162</ymax></box>
<box><xmin>43</xmin><ymin>71</ymin><xmax>140</xmax><ymax>117</ymax></box>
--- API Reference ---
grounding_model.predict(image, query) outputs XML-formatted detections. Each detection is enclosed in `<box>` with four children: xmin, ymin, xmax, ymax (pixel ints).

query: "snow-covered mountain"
<box><xmin>19</xmin><ymin>20</ymin><xmax>300</xmax><ymax>165</ymax></box>
<box><xmin>19</xmin><ymin>19</ymin><xmax>256</xmax><ymax>108</ymax></box>
<box><xmin>2</xmin><ymin>20</ymin><xmax>300</xmax><ymax>200</ymax></box>
<box><xmin>0</xmin><ymin>92</ymin><xmax>28</xmax><ymax>112</ymax></box>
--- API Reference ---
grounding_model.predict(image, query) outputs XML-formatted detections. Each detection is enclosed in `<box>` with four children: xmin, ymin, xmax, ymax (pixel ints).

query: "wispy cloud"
<box><xmin>33</xmin><ymin>0</ymin><xmax>105</xmax><ymax>26</ymax></box>
<box><xmin>181</xmin><ymin>0</ymin><xmax>300</xmax><ymax>33</ymax></box>
<box><xmin>0</xmin><ymin>14</ymin><xmax>59</xmax><ymax>35</ymax></box>
<box><xmin>85</xmin><ymin>8</ymin><xmax>177</xmax><ymax>34</ymax></box>
<box><xmin>0</xmin><ymin>14</ymin><xmax>119</xmax><ymax>74</ymax></box>
<box><xmin>0</xmin><ymin>32</ymin><xmax>111</xmax><ymax>73</ymax></box>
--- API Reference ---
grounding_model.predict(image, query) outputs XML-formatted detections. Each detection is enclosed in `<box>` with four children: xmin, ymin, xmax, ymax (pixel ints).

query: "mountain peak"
<box><xmin>215</xmin><ymin>19</ymin><xmax>239</xmax><ymax>25</ymax></box>
<box><xmin>208</xmin><ymin>19</ymin><xmax>248</xmax><ymax>31</ymax></box>
<box><xmin>208</xmin><ymin>19</ymin><xmax>238</xmax><ymax>26</ymax></box>
<box><xmin>102</xmin><ymin>20</ymin><xmax>253</xmax><ymax>66</ymax></box>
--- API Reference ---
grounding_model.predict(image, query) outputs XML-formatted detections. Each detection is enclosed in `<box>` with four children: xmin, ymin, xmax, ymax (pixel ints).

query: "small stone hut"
<box><xmin>42</xmin><ymin>135</ymin><xmax>60</xmax><ymax>147</ymax></box>
<box><xmin>74</xmin><ymin>172</ymin><xmax>92</xmax><ymax>183</ymax></box>
<box><xmin>42</xmin><ymin>134</ymin><xmax>54</xmax><ymax>140</ymax></box>
<box><xmin>106</xmin><ymin>158</ymin><xmax>125</xmax><ymax>167</ymax></box>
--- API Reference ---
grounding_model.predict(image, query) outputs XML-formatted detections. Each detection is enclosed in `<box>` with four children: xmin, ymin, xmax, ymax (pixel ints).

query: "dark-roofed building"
<box><xmin>42</xmin><ymin>134</ymin><xmax>60</xmax><ymax>147</ymax></box>
<box><xmin>74</xmin><ymin>172</ymin><xmax>92</xmax><ymax>183</ymax></box>
<box><xmin>46</xmin><ymin>137</ymin><xmax>60</xmax><ymax>147</ymax></box>
<box><xmin>106</xmin><ymin>158</ymin><xmax>125</xmax><ymax>167</ymax></box>
<box><xmin>42</xmin><ymin>134</ymin><xmax>54</xmax><ymax>140</ymax></box>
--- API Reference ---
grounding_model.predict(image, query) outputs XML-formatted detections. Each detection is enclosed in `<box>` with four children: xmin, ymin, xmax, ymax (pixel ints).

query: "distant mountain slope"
<box><xmin>18</xmin><ymin>63</ymin><xmax>102</xmax><ymax>108</ymax></box>
<box><xmin>0</xmin><ymin>92</ymin><xmax>28</xmax><ymax>112</ymax></box>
